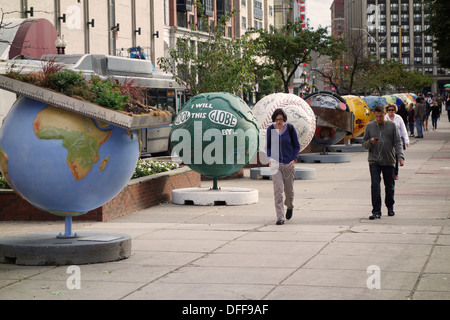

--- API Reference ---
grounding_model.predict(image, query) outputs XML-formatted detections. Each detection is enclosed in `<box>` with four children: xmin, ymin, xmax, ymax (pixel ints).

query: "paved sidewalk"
<box><xmin>0</xmin><ymin>117</ymin><xmax>449</xmax><ymax>301</ymax></box>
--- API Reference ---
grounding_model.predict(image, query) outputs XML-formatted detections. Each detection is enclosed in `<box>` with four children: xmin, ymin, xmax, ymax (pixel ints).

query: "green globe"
<box><xmin>171</xmin><ymin>92</ymin><xmax>259</xmax><ymax>178</ymax></box>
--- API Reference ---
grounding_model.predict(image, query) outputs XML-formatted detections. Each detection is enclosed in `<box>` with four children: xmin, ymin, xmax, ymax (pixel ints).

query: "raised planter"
<box><xmin>0</xmin><ymin>166</ymin><xmax>200</xmax><ymax>222</ymax></box>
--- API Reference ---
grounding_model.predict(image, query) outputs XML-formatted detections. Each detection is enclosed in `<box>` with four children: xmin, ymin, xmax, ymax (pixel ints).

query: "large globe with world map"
<box><xmin>0</xmin><ymin>97</ymin><xmax>140</xmax><ymax>217</ymax></box>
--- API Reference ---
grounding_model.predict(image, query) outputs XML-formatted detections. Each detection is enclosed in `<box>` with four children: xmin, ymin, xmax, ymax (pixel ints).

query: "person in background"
<box><xmin>446</xmin><ymin>95</ymin><xmax>450</xmax><ymax>122</ymax></box>
<box><xmin>431</xmin><ymin>101</ymin><xmax>440</xmax><ymax>131</ymax></box>
<box><xmin>266</xmin><ymin>108</ymin><xmax>301</xmax><ymax>225</ymax></box>
<box><xmin>362</xmin><ymin>105</ymin><xmax>405</xmax><ymax>220</ymax></box>
<box><xmin>414</xmin><ymin>97</ymin><xmax>425</xmax><ymax>138</ymax></box>
<box><xmin>397</xmin><ymin>102</ymin><xmax>408</xmax><ymax>130</ymax></box>
<box><xmin>385</xmin><ymin>104</ymin><xmax>409</xmax><ymax>180</ymax></box>
<box><xmin>407</xmin><ymin>103</ymin><xmax>415</xmax><ymax>137</ymax></box>
<box><xmin>423</xmin><ymin>94</ymin><xmax>432</xmax><ymax>131</ymax></box>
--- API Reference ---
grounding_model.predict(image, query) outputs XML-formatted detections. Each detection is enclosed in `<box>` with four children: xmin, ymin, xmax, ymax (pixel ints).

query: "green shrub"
<box><xmin>0</xmin><ymin>172</ymin><xmax>11</xmax><ymax>189</ymax></box>
<box><xmin>47</xmin><ymin>69</ymin><xmax>87</xmax><ymax>95</ymax></box>
<box><xmin>89</xmin><ymin>76</ymin><xmax>130</xmax><ymax>111</ymax></box>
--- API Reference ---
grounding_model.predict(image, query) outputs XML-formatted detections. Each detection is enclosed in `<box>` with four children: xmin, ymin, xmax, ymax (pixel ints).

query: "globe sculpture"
<box><xmin>252</xmin><ymin>93</ymin><xmax>316</xmax><ymax>154</ymax></box>
<box><xmin>172</xmin><ymin>92</ymin><xmax>259</xmax><ymax>182</ymax></box>
<box><xmin>0</xmin><ymin>97</ymin><xmax>140</xmax><ymax>218</ymax></box>
<box><xmin>342</xmin><ymin>95</ymin><xmax>373</xmax><ymax>139</ymax></box>
<box><xmin>304</xmin><ymin>91</ymin><xmax>353</xmax><ymax>147</ymax></box>
<box><xmin>362</xmin><ymin>96</ymin><xmax>387</xmax><ymax>112</ymax></box>
<box><xmin>170</xmin><ymin>92</ymin><xmax>259</xmax><ymax>206</ymax></box>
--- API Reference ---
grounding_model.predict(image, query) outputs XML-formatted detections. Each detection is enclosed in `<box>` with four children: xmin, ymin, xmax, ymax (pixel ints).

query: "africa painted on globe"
<box><xmin>32</xmin><ymin>106</ymin><xmax>112</xmax><ymax>180</ymax></box>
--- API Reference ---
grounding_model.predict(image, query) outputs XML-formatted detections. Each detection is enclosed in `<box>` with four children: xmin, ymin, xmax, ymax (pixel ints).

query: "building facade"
<box><xmin>1</xmin><ymin>0</ymin><xmax>163</xmax><ymax>65</ymax></box>
<box><xmin>0</xmin><ymin>1</ymin><xmax>275</xmax><ymax>70</ymax></box>
<box><xmin>331</xmin><ymin>0</ymin><xmax>344</xmax><ymax>38</ymax></box>
<box><xmin>342</xmin><ymin>0</ymin><xmax>450</xmax><ymax>94</ymax></box>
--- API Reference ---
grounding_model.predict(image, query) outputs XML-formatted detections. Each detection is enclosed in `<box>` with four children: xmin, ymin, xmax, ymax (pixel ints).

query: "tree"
<box><xmin>157</xmin><ymin>1</ymin><xmax>257</xmax><ymax>96</ymax></box>
<box><xmin>249</xmin><ymin>21</ymin><xmax>346</xmax><ymax>93</ymax></box>
<box><xmin>424</xmin><ymin>0</ymin><xmax>450</xmax><ymax>69</ymax></box>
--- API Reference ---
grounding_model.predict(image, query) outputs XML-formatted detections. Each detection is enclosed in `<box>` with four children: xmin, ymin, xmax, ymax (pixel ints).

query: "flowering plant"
<box><xmin>132</xmin><ymin>159</ymin><xmax>179</xmax><ymax>179</ymax></box>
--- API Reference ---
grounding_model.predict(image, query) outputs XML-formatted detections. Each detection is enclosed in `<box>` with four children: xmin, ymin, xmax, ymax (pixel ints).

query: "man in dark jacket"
<box><xmin>362</xmin><ymin>105</ymin><xmax>405</xmax><ymax>220</ymax></box>
<box><xmin>414</xmin><ymin>97</ymin><xmax>425</xmax><ymax>138</ymax></box>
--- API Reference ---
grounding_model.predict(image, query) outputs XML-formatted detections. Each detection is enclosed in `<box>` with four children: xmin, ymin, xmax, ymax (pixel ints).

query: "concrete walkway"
<box><xmin>0</xmin><ymin>116</ymin><xmax>449</xmax><ymax>301</ymax></box>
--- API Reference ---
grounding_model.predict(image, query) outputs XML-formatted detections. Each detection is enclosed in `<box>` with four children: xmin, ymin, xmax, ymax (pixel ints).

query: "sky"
<box><xmin>306</xmin><ymin>0</ymin><xmax>334</xmax><ymax>30</ymax></box>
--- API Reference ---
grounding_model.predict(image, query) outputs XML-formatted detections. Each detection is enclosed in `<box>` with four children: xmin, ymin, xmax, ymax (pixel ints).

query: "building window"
<box><xmin>177</xmin><ymin>0</ymin><xmax>193</xmax><ymax>12</ymax></box>
<box><xmin>391</xmin><ymin>3</ymin><xmax>399</xmax><ymax>12</ymax></box>
<box><xmin>254</xmin><ymin>0</ymin><xmax>263</xmax><ymax>20</ymax></box>
<box><xmin>177</xmin><ymin>12</ymin><xmax>187</xmax><ymax>28</ymax></box>
<box><xmin>242</xmin><ymin>16</ymin><xmax>247</xmax><ymax>29</ymax></box>
<box><xmin>201</xmin><ymin>0</ymin><xmax>213</xmax><ymax>17</ymax></box>
<box><xmin>413</xmin><ymin>3</ymin><xmax>422</xmax><ymax>12</ymax></box>
<box><xmin>217</xmin><ymin>0</ymin><xmax>231</xmax><ymax>19</ymax></box>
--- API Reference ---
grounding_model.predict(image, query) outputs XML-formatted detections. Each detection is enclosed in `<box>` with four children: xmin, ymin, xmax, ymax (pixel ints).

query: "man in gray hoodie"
<box><xmin>362</xmin><ymin>105</ymin><xmax>405</xmax><ymax>220</ymax></box>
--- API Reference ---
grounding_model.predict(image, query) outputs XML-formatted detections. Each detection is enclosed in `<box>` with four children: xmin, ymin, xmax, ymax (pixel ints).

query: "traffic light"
<box><xmin>345</xmin><ymin>65</ymin><xmax>349</xmax><ymax>70</ymax></box>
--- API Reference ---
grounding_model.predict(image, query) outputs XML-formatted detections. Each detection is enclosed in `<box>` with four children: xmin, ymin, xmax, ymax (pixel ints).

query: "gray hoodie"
<box><xmin>362</xmin><ymin>120</ymin><xmax>404</xmax><ymax>167</ymax></box>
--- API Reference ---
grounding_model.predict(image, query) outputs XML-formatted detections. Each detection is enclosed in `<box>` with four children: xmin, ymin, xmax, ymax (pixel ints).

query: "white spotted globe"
<box><xmin>253</xmin><ymin>93</ymin><xmax>316</xmax><ymax>153</ymax></box>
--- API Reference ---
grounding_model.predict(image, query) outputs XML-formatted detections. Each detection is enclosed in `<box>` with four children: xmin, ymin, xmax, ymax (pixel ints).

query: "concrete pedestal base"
<box><xmin>172</xmin><ymin>187</ymin><xmax>258</xmax><ymax>206</ymax></box>
<box><xmin>298</xmin><ymin>153</ymin><xmax>351</xmax><ymax>163</ymax></box>
<box><xmin>0</xmin><ymin>232</ymin><xmax>131</xmax><ymax>266</ymax></box>
<box><xmin>328</xmin><ymin>144</ymin><xmax>366</xmax><ymax>153</ymax></box>
<box><xmin>250</xmin><ymin>167</ymin><xmax>316</xmax><ymax>180</ymax></box>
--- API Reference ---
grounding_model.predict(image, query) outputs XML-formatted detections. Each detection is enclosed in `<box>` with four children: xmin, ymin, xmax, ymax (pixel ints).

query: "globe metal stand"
<box><xmin>57</xmin><ymin>216</ymin><xmax>78</xmax><ymax>239</ymax></box>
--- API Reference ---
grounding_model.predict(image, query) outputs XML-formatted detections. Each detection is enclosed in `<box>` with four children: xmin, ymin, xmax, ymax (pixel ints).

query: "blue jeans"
<box><xmin>369</xmin><ymin>163</ymin><xmax>395</xmax><ymax>214</ymax></box>
<box><xmin>432</xmin><ymin>116</ymin><xmax>438</xmax><ymax>129</ymax></box>
<box><xmin>409</xmin><ymin>122</ymin><xmax>414</xmax><ymax>135</ymax></box>
<box><xmin>415</xmin><ymin>118</ymin><xmax>423</xmax><ymax>137</ymax></box>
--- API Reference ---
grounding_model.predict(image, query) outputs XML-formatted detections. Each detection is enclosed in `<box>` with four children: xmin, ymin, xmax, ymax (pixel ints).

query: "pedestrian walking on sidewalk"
<box><xmin>446</xmin><ymin>96</ymin><xmax>450</xmax><ymax>122</ymax></box>
<box><xmin>385</xmin><ymin>103</ymin><xmax>409</xmax><ymax>180</ymax></box>
<box><xmin>431</xmin><ymin>101</ymin><xmax>440</xmax><ymax>130</ymax></box>
<box><xmin>407</xmin><ymin>103</ymin><xmax>415</xmax><ymax>136</ymax></box>
<box><xmin>362</xmin><ymin>105</ymin><xmax>405</xmax><ymax>220</ymax></box>
<box><xmin>266</xmin><ymin>108</ymin><xmax>301</xmax><ymax>225</ymax></box>
<box><xmin>414</xmin><ymin>97</ymin><xmax>425</xmax><ymax>138</ymax></box>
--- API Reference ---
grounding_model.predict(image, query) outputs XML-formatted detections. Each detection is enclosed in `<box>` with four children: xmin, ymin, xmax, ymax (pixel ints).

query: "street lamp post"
<box><xmin>55</xmin><ymin>36</ymin><xmax>66</xmax><ymax>54</ymax></box>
